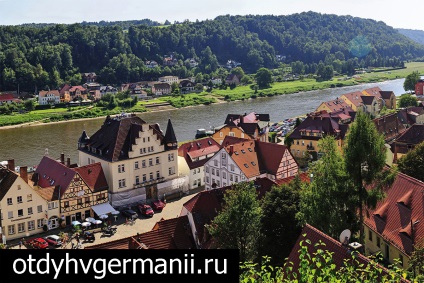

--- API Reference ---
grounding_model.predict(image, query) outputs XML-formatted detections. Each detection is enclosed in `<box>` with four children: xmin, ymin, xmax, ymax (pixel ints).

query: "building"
<box><xmin>415</xmin><ymin>79</ymin><xmax>424</xmax><ymax>96</ymax></box>
<box><xmin>0</xmin><ymin>93</ymin><xmax>21</xmax><ymax>104</ymax></box>
<box><xmin>364</xmin><ymin>171</ymin><xmax>424</xmax><ymax>270</ymax></box>
<box><xmin>178</xmin><ymin>137</ymin><xmax>221</xmax><ymax>191</ymax></box>
<box><xmin>78</xmin><ymin>114</ymin><xmax>184</xmax><ymax>207</ymax></box>
<box><xmin>373</xmin><ymin>113</ymin><xmax>406</xmax><ymax>144</ymax></box>
<box><xmin>82</xmin><ymin>72</ymin><xmax>97</xmax><ymax>83</ymax></box>
<box><xmin>145</xmin><ymin>61</ymin><xmax>158</xmax><ymax>68</ymax></box>
<box><xmin>158</xmin><ymin>76</ymin><xmax>179</xmax><ymax>84</ymax></box>
<box><xmin>287</xmin><ymin>110</ymin><xmax>353</xmax><ymax>159</ymax></box>
<box><xmin>152</xmin><ymin>82</ymin><xmax>171</xmax><ymax>96</ymax></box>
<box><xmin>391</xmin><ymin>124</ymin><xmax>424</xmax><ymax>161</ymax></box>
<box><xmin>30</xmin><ymin>155</ymin><xmax>109</xmax><ymax>226</ymax></box>
<box><xmin>212</xmin><ymin>112</ymin><xmax>270</xmax><ymax>145</ymax></box>
<box><xmin>179</xmin><ymin>79</ymin><xmax>196</xmax><ymax>94</ymax></box>
<box><xmin>225</xmin><ymin>74</ymin><xmax>241</xmax><ymax>85</ymax></box>
<box><xmin>38</xmin><ymin>90</ymin><xmax>60</xmax><ymax>105</ymax></box>
<box><xmin>210</xmin><ymin>77</ymin><xmax>222</xmax><ymax>85</ymax></box>
<box><xmin>361</xmin><ymin>95</ymin><xmax>380</xmax><ymax>117</ymax></box>
<box><xmin>315</xmin><ymin>97</ymin><xmax>350</xmax><ymax>113</ymax></box>
<box><xmin>68</xmin><ymin>86</ymin><xmax>88</xmax><ymax>100</ymax></box>
<box><xmin>0</xmin><ymin>161</ymin><xmax>56</xmax><ymax>242</ymax></box>
<box><xmin>203</xmin><ymin>137</ymin><xmax>298</xmax><ymax>190</ymax></box>
<box><xmin>340</xmin><ymin>91</ymin><xmax>367</xmax><ymax>112</ymax></box>
<box><xmin>379</xmin><ymin>91</ymin><xmax>397</xmax><ymax>110</ymax></box>
<box><xmin>100</xmin><ymin>86</ymin><xmax>118</xmax><ymax>97</ymax></box>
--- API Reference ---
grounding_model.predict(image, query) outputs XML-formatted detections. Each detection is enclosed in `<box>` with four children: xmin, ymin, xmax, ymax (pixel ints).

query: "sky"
<box><xmin>0</xmin><ymin>0</ymin><xmax>423</xmax><ymax>31</ymax></box>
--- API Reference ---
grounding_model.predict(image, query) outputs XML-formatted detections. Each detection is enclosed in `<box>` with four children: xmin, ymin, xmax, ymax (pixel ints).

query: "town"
<box><xmin>1</xmin><ymin>79</ymin><xmax>424</xmax><ymax>281</ymax></box>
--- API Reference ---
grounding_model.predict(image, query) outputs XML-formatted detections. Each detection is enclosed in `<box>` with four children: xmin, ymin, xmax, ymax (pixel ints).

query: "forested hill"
<box><xmin>16</xmin><ymin>19</ymin><xmax>162</xmax><ymax>29</ymax></box>
<box><xmin>397</xmin><ymin>28</ymin><xmax>424</xmax><ymax>45</ymax></box>
<box><xmin>1</xmin><ymin>11</ymin><xmax>424</xmax><ymax>92</ymax></box>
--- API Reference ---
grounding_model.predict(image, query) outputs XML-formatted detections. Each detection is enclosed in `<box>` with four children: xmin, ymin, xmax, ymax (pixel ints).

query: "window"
<box><xmin>212</xmin><ymin>168</ymin><xmax>215</xmax><ymax>175</ymax></box>
<box><xmin>156</xmin><ymin>157</ymin><xmax>160</xmax><ymax>164</ymax></box>
<box><xmin>18</xmin><ymin>222</ymin><xmax>25</xmax><ymax>233</ymax></box>
<box><xmin>197</xmin><ymin>168</ymin><xmax>200</xmax><ymax>173</ymax></box>
<box><xmin>230</xmin><ymin>174</ymin><xmax>233</xmax><ymax>181</ymax></box>
<box><xmin>27</xmin><ymin>194</ymin><xmax>32</xmax><ymax>202</ymax></box>
<box><xmin>220</xmin><ymin>132</ymin><xmax>223</xmax><ymax>137</ymax></box>
<box><xmin>143</xmin><ymin>174</ymin><xmax>147</xmax><ymax>182</ymax></box>
<box><xmin>142</xmin><ymin>160</ymin><xmax>146</xmax><ymax>168</ymax></box>
<box><xmin>18</xmin><ymin>185</ymin><xmax>21</xmax><ymax>190</ymax></box>
<box><xmin>28</xmin><ymin>220</ymin><xmax>35</xmax><ymax>231</ymax></box>
<box><xmin>217</xmin><ymin>180</ymin><xmax>220</xmax><ymax>187</ymax></box>
<box><xmin>28</xmin><ymin>207</ymin><xmax>33</xmax><ymax>215</ymax></box>
<box><xmin>17</xmin><ymin>196</ymin><xmax>23</xmax><ymax>203</ymax></box>
<box><xmin>64</xmin><ymin>201</ymin><xmax>69</xmax><ymax>207</ymax></box>
<box><xmin>156</xmin><ymin>171</ymin><xmax>160</xmax><ymax>179</ymax></box>
<box><xmin>8</xmin><ymin>225</ymin><xmax>15</xmax><ymax>235</ymax></box>
<box><xmin>96</xmin><ymin>193</ymin><xmax>105</xmax><ymax>200</ymax></box>
<box><xmin>48</xmin><ymin>202</ymin><xmax>57</xmax><ymax>210</ymax></box>
<box><xmin>77</xmin><ymin>199</ymin><xmax>82</xmax><ymax>205</ymax></box>
<box><xmin>221</xmin><ymin>153</ymin><xmax>226</xmax><ymax>159</ymax></box>
<box><xmin>214</xmin><ymin>160</ymin><xmax>218</xmax><ymax>166</ymax></box>
<box><xmin>119</xmin><ymin>179</ymin><xmax>126</xmax><ymax>188</ymax></box>
<box><xmin>229</xmin><ymin>132</ymin><xmax>235</xmax><ymax>137</ymax></box>
<box><xmin>149</xmin><ymin>158</ymin><xmax>153</xmax><ymax>166</ymax></box>
<box><xmin>169</xmin><ymin>167</ymin><xmax>175</xmax><ymax>175</ymax></box>
<box><xmin>230</xmin><ymin>164</ymin><xmax>235</xmax><ymax>171</ymax></box>
<box><xmin>168</xmin><ymin>153</ymin><xmax>174</xmax><ymax>161</ymax></box>
<box><xmin>134</xmin><ymin>161</ymin><xmax>139</xmax><ymax>169</ymax></box>
<box><xmin>7</xmin><ymin>198</ymin><xmax>12</xmax><ymax>205</ymax></box>
<box><xmin>223</xmin><ymin>172</ymin><xmax>226</xmax><ymax>179</ymax></box>
<box><xmin>85</xmin><ymin>197</ymin><xmax>90</xmax><ymax>203</ymax></box>
<box><xmin>235</xmin><ymin>176</ymin><xmax>239</xmax><ymax>182</ymax></box>
<box><xmin>150</xmin><ymin>172</ymin><xmax>153</xmax><ymax>180</ymax></box>
<box><xmin>368</xmin><ymin>230</ymin><xmax>373</xmax><ymax>242</ymax></box>
<box><xmin>206</xmin><ymin>176</ymin><xmax>209</xmax><ymax>183</ymax></box>
<box><xmin>8</xmin><ymin>211</ymin><xmax>13</xmax><ymax>219</ymax></box>
<box><xmin>193</xmin><ymin>180</ymin><xmax>197</xmax><ymax>187</ymax></box>
<box><xmin>216</xmin><ymin>170</ymin><xmax>220</xmax><ymax>177</ymax></box>
<box><xmin>377</xmin><ymin>237</ymin><xmax>381</xmax><ymax>248</ymax></box>
<box><xmin>143</xmin><ymin>137</ymin><xmax>146</xmax><ymax>143</ymax></box>
<box><xmin>118</xmin><ymin>164</ymin><xmax>125</xmax><ymax>173</ymax></box>
<box><xmin>37</xmin><ymin>219</ymin><xmax>44</xmax><ymax>228</ymax></box>
<box><xmin>212</xmin><ymin>178</ymin><xmax>215</xmax><ymax>185</ymax></box>
<box><xmin>148</xmin><ymin>137</ymin><xmax>150</xmax><ymax>142</ymax></box>
<box><xmin>197</xmin><ymin>178</ymin><xmax>201</xmax><ymax>186</ymax></box>
<box><xmin>135</xmin><ymin>176</ymin><xmax>140</xmax><ymax>184</ymax></box>
<box><xmin>205</xmin><ymin>166</ymin><xmax>209</xmax><ymax>173</ymax></box>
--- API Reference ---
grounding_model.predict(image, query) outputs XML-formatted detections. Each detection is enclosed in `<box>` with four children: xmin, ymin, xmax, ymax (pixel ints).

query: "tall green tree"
<box><xmin>397</xmin><ymin>141</ymin><xmax>424</xmax><ymax>182</ymax></box>
<box><xmin>298</xmin><ymin>136</ymin><xmax>355</xmax><ymax>239</ymax></box>
<box><xmin>260</xmin><ymin>178</ymin><xmax>302</xmax><ymax>265</ymax></box>
<box><xmin>343</xmin><ymin>111</ymin><xmax>388</xmax><ymax>243</ymax></box>
<box><xmin>398</xmin><ymin>93</ymin><xmax>418</xmax><ymax>108</ymax></box>
<box><xmin>403</xmin><ymin>71</ymin><xmax>421</xmax><ymax>93</ymax></box>
<box><xmin>206</xmin><ymin>182</ymin><xmax>262</xmax><ymax>262</ymax></box>
<box><xmin>255</xmin><ymin>67</ymin><xmax>273</xmax><ymax>88</ymax></box>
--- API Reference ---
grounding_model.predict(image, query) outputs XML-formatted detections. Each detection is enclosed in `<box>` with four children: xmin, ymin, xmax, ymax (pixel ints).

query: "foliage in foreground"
<box><xmin>240</xmin><ymin>238</ymin><xmax>413</xmax><ymax>283</ymax></box>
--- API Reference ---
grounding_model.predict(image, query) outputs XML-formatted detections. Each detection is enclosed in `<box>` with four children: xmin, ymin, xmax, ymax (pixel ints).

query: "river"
<box><xmin>0</xmin><ymin>78</ymin><xmax>407</xmax><ymax>167</ymax></box>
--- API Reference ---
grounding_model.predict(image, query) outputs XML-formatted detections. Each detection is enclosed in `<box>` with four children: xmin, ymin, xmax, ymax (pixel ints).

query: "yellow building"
<box><xmin>0</xmin><ymin>162</ymin><xmax>59</xmax><ymax>242</ymax></box>
<box><xmin>78</xmin><ymin>114</ymin><xmax>185</xmax><ymax>207</ymax></box>
<box><xmin>212</xmin><ymin>125</ymin><xmax>252</xmax><ymax>145</ymax></box>
<box><xmin>340</xmin><ymin>91</ymin><xmax>366</xmax><ymax>112</ymax></box>
<box><xmin>315</xmin><ymin>97</ymin><xmax>350</xmax><ymax>113</ymax></box>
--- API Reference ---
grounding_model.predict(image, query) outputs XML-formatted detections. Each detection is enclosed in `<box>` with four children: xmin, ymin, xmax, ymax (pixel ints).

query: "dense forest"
<box><xmin>1</xmin><ymin>11</ymin><xmax>424</xmax><ymax>93</ymax></box>
<box><xmin>397</xmin><ymin>28</ymin><xmax>424</xmax><ymax>45</ymax></box>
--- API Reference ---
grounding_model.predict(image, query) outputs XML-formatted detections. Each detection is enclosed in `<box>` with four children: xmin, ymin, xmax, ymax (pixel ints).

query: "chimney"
<box><xmin>20</xmin><ymin>166</ymin><xmax>28</xmax><ymax>183</ymax></box>
<box><xmin>229</xmin><ymin>145</ymin><xmax>234</xmax><ymax>155</ymax></box>
<box><xmin>240</xmin><ymin>115</ymin><xmax>244</xmax><ymax>124</ymax></box>
<box><xmin>7</xmin><ymin>159</ymin><xmax>15</xmax><ymax>171</ymax></box>
<box><xmin>66</xmin><ymin>156</ymin><xmax>71</xmax><ymax>167</ymax></box>
<box><xmin>60</xmin><ymin>153</ymin><xmax>65</xmax><ymax>164</ymax></box>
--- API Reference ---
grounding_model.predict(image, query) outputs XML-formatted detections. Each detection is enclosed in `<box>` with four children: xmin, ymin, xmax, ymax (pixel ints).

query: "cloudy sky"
<box><xmin>0</xmin><ymin>0</ymin><xmax>422</xmax><ymax>30</ymax></box>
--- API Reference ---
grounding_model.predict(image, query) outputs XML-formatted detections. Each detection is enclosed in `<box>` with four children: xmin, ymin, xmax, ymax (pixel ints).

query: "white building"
<box><xmin>158</xmin><ymin>76</ymin><xmax>179</xmax><ymax>84</ymax></box>
<box><xmin>38</xmin><ymin>90</ymin><xmax>60</xmax><ymax>105</ymax></box>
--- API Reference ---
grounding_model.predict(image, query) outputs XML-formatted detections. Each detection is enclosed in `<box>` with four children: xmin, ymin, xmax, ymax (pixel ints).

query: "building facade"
<box><xmin>38</xmin><ymin>90</ymin><xmax>61</xmax><ymax>105</ymax></box>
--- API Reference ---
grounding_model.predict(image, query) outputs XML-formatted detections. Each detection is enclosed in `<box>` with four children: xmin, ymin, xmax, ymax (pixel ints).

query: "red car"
<box><xmin>27</xmin><ymin>237</ymin><xmax>49</xmax><ymax>249</ymax></box>
<box><xmin>152</xmin><ymin>199</ymin><xmax>166</xmax><ymax>211</ymax></box>
<box><xmin>138</xmin><ymin>204</ymin><xmax>154</xmax><ymax>217</ymax></box>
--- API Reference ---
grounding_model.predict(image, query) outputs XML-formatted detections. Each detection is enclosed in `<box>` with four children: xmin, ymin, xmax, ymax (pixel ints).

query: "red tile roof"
<box><xmin>395</xmin><ymin>124</ymin><xmax>424</xmax><ymax>145</ymax></box>
<box><xmin>364</xmin><ymin>172</ymin><xmax>424</xmax><ymax>256</ymax></box>
<box><xmin>0</xmin><ymin>167</ymin><xmax>19</xmax><ymax>201</ymax></box>
<box><xmin>317</xmin><ymin>97</ymin><xmax>350</xmax><ymax>112</ymax></box>
<box><xmin>69</xmin><ymin>85</ymin><xmax>87</xmax><ymax>92</ymax></box>
<box><xmin>373</xmin><ymin>112</ymin><xmax>406</xmax><ymax>143</ymax></box>
<box><xmin>38</xmin><ymin>90</ymin><xmax>60</xmax><ymax>97</ymax></box>
<box><xmin>341</xmin><ymin>91</ymin><xmax>366</xmax><ymax>108</ymax></box>
<box><xmin>85</xmin><ymin>216</ymin><xmax>195</xmax><ymax>249</ymax></box>
<box><xmin>274</xmin><ymin>172</ymin><xmax>311</xmax><ymax>186</ymax></box>
<box><xmin>72</xmin><ymin>163</ymin><xmax>108</xmax><ymax>192</ymax></box>
<box><xmin>285</xmin><ymin>224</ymin><xmax>410</xmax><ymax>282</ymax></box>
<box><xmin>0</xmin><ymin>93</ymin><xmax>15</xmax><ymax>101</ymax></box>
<box><xmin>178</xmin><ymin>137</ymin><xmax>221</xmax><ymax>170</ymax></box>
<box><xmin>362</xmin><ymin>86</ymin><xmax>383</xmax><ymax>98</ymax></box>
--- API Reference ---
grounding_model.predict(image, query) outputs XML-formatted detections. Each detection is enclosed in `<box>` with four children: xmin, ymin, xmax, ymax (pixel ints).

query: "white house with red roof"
<box><xmin>0</xmin><ymin>93</ymin><xmax>21</xmax><ymax>104</ymax></box>
<box><xmin>178</xmin><ymin>137</ymin><xmax>221</xmax><ymax>191</ymax></box>
<box><xmin>38</xmin><ymin>90</ymin><xmax>60</xmax><ymax>105</ymax></box>
<box><xmin>203</xmin><ymin>136</ymin><xmax>298</xmax><ymax>190</ymax></box>
<box><xmin>364</xmin><ymin>171</ymin><xmax>424</xmax><ymax>270</ymax></box>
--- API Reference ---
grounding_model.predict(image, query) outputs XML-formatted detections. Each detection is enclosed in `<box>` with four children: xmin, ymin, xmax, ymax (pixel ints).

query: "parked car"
<box><xmin>27</xmin><ymin>237</ymin><xmax>49</xmax><ymax>249</ymax></box>
<box><xmin>152</xmin><ymin>199</ymin><xmax>166</xmax><ymax>211</ymax></box>
<box><xmin>82</xmin><ymin>231</ymin><xmax>95</xmax><ymax>242</ymax></box>
<box><xmin>122</xmin><ymin>209</ymin><xmax>138</xmax><ymax>220</ymax></box>
<box><xmin>44</xmin><ymin>235</ymin><xmax>63</xmax><ymax>247</ymax></box>
<box><xmin>138</xmin><ymin>204</ymin><xmax>154</xmax><ymax>217</ymax></box>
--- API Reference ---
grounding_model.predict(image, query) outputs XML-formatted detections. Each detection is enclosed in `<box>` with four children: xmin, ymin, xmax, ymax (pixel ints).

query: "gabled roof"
<box><xmin>85</xmin><ymin>216</ymin><xmax>195</xmax><ymax>249</ymax></box>
<box><xmin>285</xmin><ymin>224</ymin><xmax>409</xmax><ymax>282</ymax></box>
<box><xmin>360</xmin><ymin>95</ymin><xmax>376</xmax><ymax>105</ymax></box>
<box><xmin>362</xmin><ymin>86</ymin><xmax>383</xmax><ymax>98</ymax></box>
<box><xmin>317</xmin><ymin>97</ymin><xmax>350</xmax><ymax>113</ymax></box>
<box><xmin>379</xmin><ymin>91</ymin><xmax>395</xmax><ymax>100</ymax></box>
<box><xmin>223</xmin><ymin>140</ymin><xmax>260</xmax><ymax>178</ymax></box>
<box><xmin>224</xmin><ymin>112</ymin><xmax>270</xmax><ymax>125</ymax></box>
<box><xmin>0</xmin><ymin>167</ymin><xmax>18</xmax><ymax>201</ymax></box>
<box><xmin>373</xmin><ymin>112</ymin><xmax>406</xmax><ymax>142</ymax></box>
<box><xmin>0</xmin><ymin>93</ymin><xmax>15</xmax><ymax>101</ymax></box>
<box><xmin>69</xmin><ymin>85</ymin><xmax>87</xmax><ymax>92</ymax></box>
<box><xmin>341</xmin><ymin>91</ymin><xmax>365</xmax><ymax>107</ymax></box>
<box><xmin>364</xmin><ymin>172</ymin><xmax>424</xmax><ymax>256</ymax></box>
<box><xmin>153</xmin><ymin>82</ymin><xmax>171</xmax><ymax>89</ymax></box>
<box><xmin>38</xmin><ymin>90</ymin><xmax>60</xmax><ymax>97</ymax></box>
<box><xmin>72</xmin><ymin>163</ymin><xmax>108</xmax><ymax>193</ymax></box>
<box><xmin>32</xmin><ymin>156</ymin><xmax>76</xmax><ymax>197</ymax></box>
<box><xmin>81</xmin><ymin>114</ymin><xmax>166</xmax><ymax>162</ymax></box>
<box><xmin>178</xmin><ymin>137</ymin><xmax>221</xmax><ymax>169</ymax></box>
<box><xmin>395</xmin><ymin>124</ymin><xmax>424</xmax><ymax>145</ymax></box>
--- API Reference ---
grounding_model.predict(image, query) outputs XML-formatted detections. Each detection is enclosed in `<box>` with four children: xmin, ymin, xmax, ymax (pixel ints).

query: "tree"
<box><xmin>343</xmin><ymin>111</ymin><xmax>389</xmax><ymax>243</ymax></box>
<box><xmin>206</xmin><ymin>182</ymin><xmax>262</xmax><ymax>262</ymax></box>
<box><xmin>298</xmin><ymin>136</ymin><xmax>355</xmax><ymax>239</ymax></box>
<box><xmin>255</xmin><ymin>67</ymin><xmax>273</xmax><ymax>88</ymax></box>
<box><xmin>409</xmin><ymin>239</ymin><xmax>424</xmax><ymax>280</ymax></box>
<box><xmin>397</xmin><ymin>141</ymin><xmax>424</xmax><ymax>182</ymax></box>
<box><xmin>403</xmin><ymin>71</ymin><xmax>420</xmax><ymax>93</ymax></box>
<box><xmin>398</xmin><ymin>93</ymin><xmax>418</xmax><ymax>108</ymax></box>
<box><xmin>24</xmin><ymin>99</ymin><xmax>35</xmax><ymax>111</ymax></box>
<box><xmin>260</xmin><ymin>179</ymin><xmax>302</xmax><ymax>265</ymax></box>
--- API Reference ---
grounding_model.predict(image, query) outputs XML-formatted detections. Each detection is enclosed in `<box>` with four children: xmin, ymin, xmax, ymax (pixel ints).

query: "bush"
<box><xmin>35</xmin><ymin>104</ymin><xmax>52</xmax><ymax>110</ymax></box>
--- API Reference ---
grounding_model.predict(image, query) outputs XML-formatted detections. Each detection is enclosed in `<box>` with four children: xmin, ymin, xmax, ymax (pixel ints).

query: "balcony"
<box><xmin>306</xmin><ymin>145</ymin><xmax>315</xmax><ymax>150</ymax></box>
<box><xmin>134</xmin><ymin>177</ymin><xmax>165</xmax><ymax>188</ymax></box>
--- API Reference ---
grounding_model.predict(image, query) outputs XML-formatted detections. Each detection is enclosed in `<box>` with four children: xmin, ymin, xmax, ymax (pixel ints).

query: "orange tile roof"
<box><xmin>341</xmin><ymin>91</ymin><xmax>365</xmax><ymax>107</ymax></box>
<box><xmin>318</xmin><ymin>98</ymin><xmax>350</xmax><ymax>112</ymax></box>
<box><xmin>72</xmin><ymin>163</ymin><xmax>108</xmax><ymax>193</ymax></box>
<box><xmin>178</xmin><ymin>137</ymin><xmax>221</xmax><ymax>169</ymax></box>
<box><xmin>274</xmin><ymin>172</ymin><xmax>311</xmax><ymax>186</ymax></box>
<box><xmin>364</xmin><ymin>172</ymin><xmax>424</xmax><ymax>256</ymax></box>
<box><xmin>362</xmin><ymin>86</ymin><xmax>383</xmax><ymax>98</ymax></box>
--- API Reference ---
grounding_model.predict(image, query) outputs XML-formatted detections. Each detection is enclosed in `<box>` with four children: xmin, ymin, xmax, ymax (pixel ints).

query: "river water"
<box><xmin>0</xmin><ymin>79</ymin><xmax>406</xmax><ymax>167</ymax></box>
